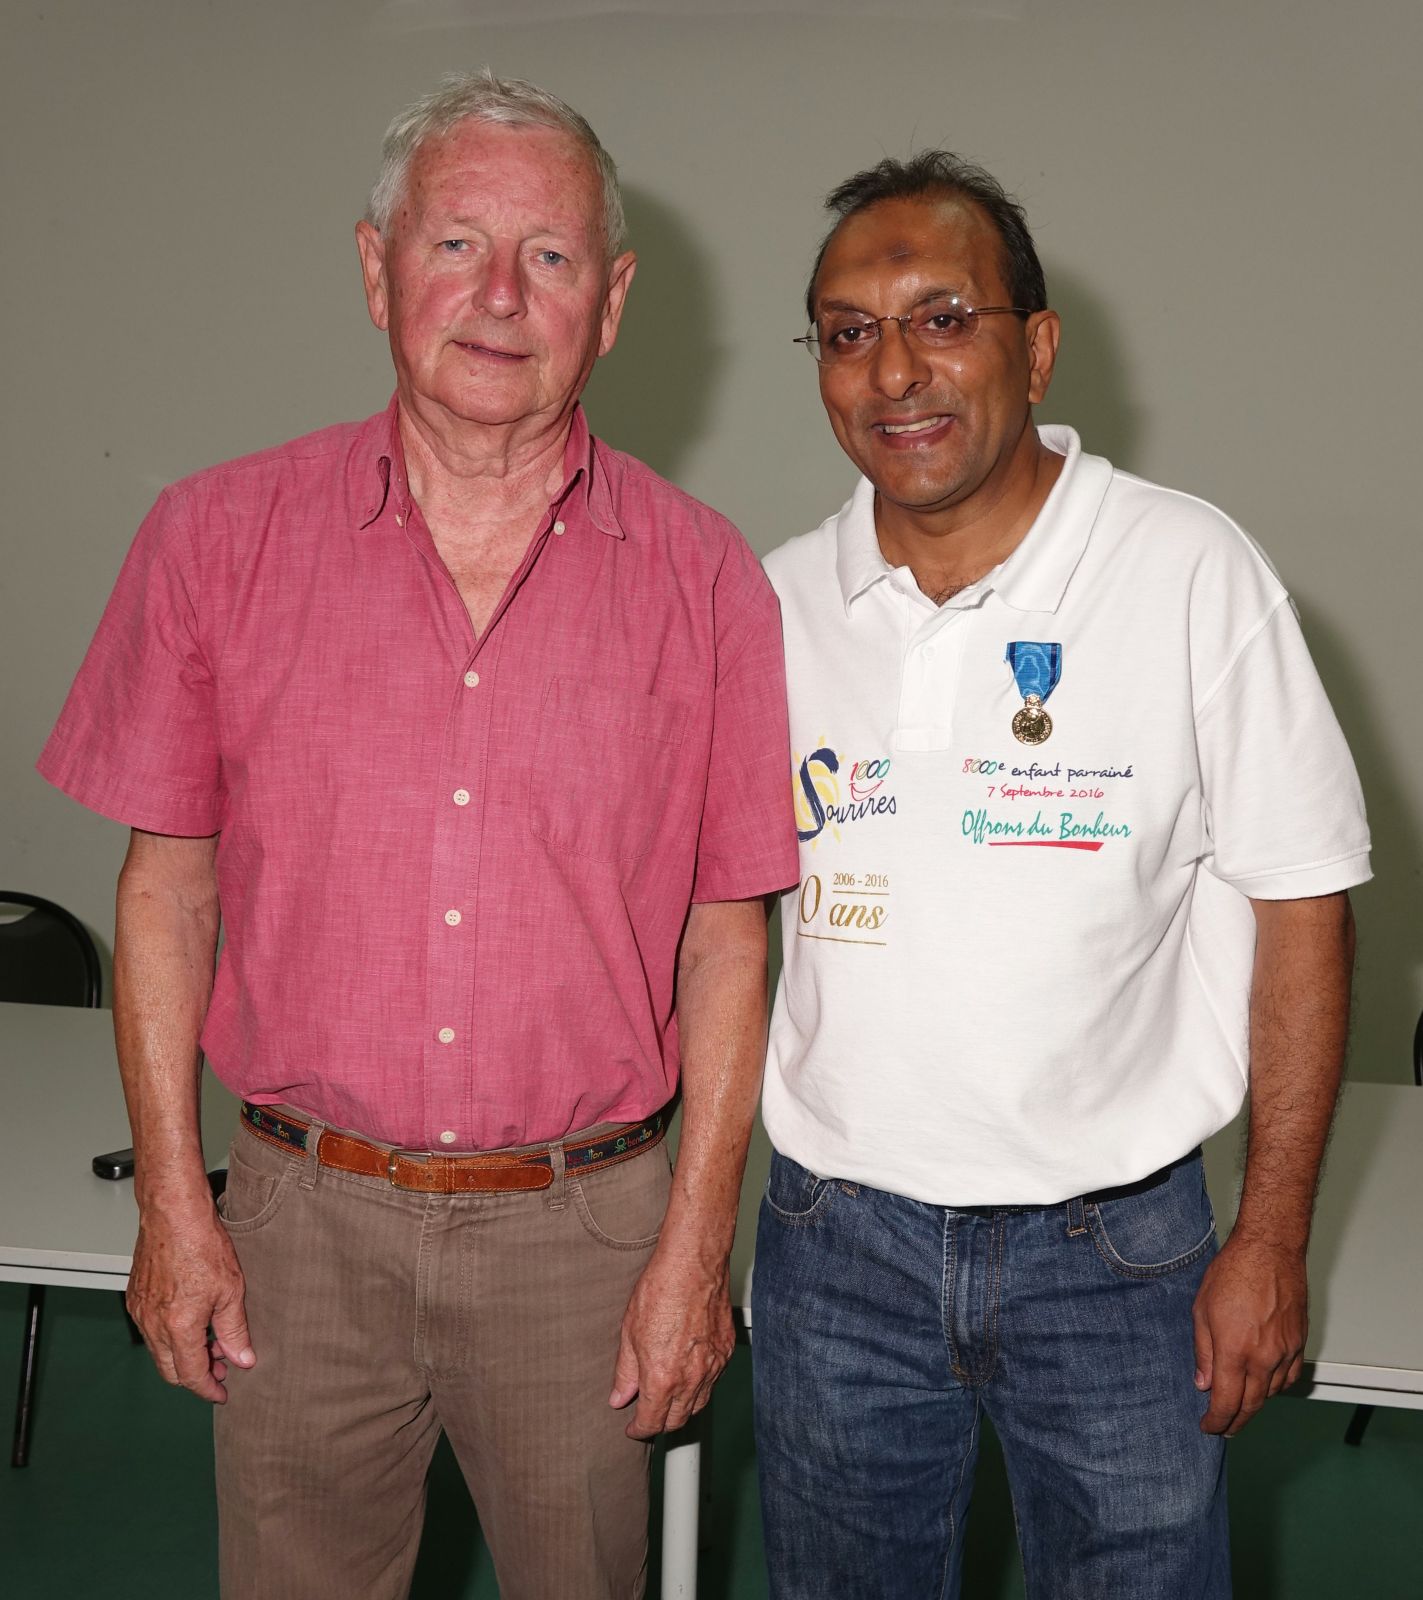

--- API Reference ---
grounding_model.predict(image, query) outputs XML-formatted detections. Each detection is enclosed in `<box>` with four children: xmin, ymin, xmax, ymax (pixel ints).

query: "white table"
<box><xmin>11</xmin><ymin>1002</ymin><xmax>1416</xmax><ymax>1593</ymax></box>
<box><xmin>1</xmin><ymin>1000</ymin><xmax>239</xmax><ymax>1291</ymax></box>
<box><xmin>738</xmin><ymin>1084</ymin><xmax>1423</xmax><ymax>1417</ymax></box>
<box><xmin>0</xmin><ymin>1000</ymin><xmax>704</xmax><ymax>1595</ymax></box>
<box><xmin>1202</xmin><ymin>1082</ymin><xmax>1423</xmax><ymax>1410</ymax></box>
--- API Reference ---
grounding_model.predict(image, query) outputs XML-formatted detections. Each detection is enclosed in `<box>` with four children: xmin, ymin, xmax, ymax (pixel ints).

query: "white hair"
<box><xmin>366</xmin><ymin>69</ymin><xmax>626</xmax><ymax>257</ymax></box>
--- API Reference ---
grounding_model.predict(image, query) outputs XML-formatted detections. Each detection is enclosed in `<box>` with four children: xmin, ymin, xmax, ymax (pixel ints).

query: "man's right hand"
<box><xmin>126</xmin><ymin>1200</ymin><xmax>254</xmax><ymax>1403</ymax></box>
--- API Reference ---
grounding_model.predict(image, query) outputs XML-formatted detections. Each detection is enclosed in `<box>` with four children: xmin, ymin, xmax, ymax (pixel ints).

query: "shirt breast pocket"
<box><xmin>529</xmin><ymin>676</ymin><xmax>687</xmax><ymax>865</ymax></box>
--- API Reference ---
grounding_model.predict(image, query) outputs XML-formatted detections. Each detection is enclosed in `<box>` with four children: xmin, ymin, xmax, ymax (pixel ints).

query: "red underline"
<box><xmin>988</xmin><ymin>841</ymin><xmax>1104</xmax><ymax>851</ymax></box>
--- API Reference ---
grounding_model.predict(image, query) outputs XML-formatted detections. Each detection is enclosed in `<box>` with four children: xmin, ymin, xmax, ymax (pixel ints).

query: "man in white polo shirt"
<box><xmin>752</xmin><ymin>150</ymin><xmax>1369</xmax><ymax>1600</ymax></box>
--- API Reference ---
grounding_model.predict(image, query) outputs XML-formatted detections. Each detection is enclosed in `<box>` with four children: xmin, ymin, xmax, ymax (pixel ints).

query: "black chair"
<box><xmin>1342</xmin><ymin>1008</ymin><xmax>1422</xmax><ymax>1448</ymax></box>
<box><xmin>0</xmin><ymin>893</ymin><xmax>105</xmax><ymax>1468</ymax></box>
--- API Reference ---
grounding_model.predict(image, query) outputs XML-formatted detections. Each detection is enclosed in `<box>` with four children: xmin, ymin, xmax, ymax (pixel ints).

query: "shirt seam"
<box><xmin>691</xmin><ymin>870</ymin><xmax>797</xmax><ymax>905</ymax></box>
<box><xmin>1183</xmin><ymin>923</ymin><xmax>1249</xmax><ymax>1087</ymax></box>
<box><xmin>163</xmin><ymin>484</ymin><xmax>207</xmax><ymax>640</ymax></box>
<box><xmin>1213</xmin><ymin>844</ymin><xmax>1371</xmax><ymax>887</ymax></box>
<box><xmin>1194</xmin><ymin>594</ymin><xmax>1292</xmax><ymax>718</ymax></box>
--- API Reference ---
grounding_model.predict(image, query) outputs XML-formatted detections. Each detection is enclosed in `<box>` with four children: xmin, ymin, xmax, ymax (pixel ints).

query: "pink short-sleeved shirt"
<box><xmin>40</xmin><ymin>400</ymin><xmax>798</xmax><ymax>1149</ymax></box>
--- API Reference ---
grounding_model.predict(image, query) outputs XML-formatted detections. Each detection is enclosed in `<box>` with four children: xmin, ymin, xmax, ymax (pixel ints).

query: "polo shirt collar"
<box><xmin>992</xmin><ymin>425</ymin><xmax>1112</xmax><ymax>614</ymax></box>
<box><xmin>833</xmin><ymin>423</ymin><xmax>1113</xmax><ymax>617</ymax></box>
<box><xmin>834</xmin><ymin>475</ymin><xmax>897</xmax><ymax>612</ymax></box>
<box><xmin>359</xmin><ymin>395</ymin><xmax>623</xmax><ymax>539</ymax></box>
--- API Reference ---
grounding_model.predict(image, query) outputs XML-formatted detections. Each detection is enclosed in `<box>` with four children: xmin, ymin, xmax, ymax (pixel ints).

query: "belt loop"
<box><xmin>546</xmin><ymin>1142</ymin><xmax>567</xmax><ymax>1212</ymax></box>
<box><xmin>299</xmin><ymin>1119</ymin><xmax>327</xmax><ymax>1192</ymax></box>
<box><xmin>1066</xmin><ymin>1194</ymin><xmax>1086</xmax><ymax>1236</ymax></box>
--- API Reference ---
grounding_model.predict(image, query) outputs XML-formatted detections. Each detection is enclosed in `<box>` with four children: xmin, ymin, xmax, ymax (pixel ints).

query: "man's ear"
<box><xmin>355</xmin><ymin>220</ymin><xmax>390</xmax><ymax>333</ymax></box>
<box><xmin>598</xmin><ymin>251</ymin><xmax>638</xmax><ymax>358</ymax></box>
<box><xmin>1026</xmin><ymin>308</ymin><xmax>1061</xmax><ymax>406</ymax></box>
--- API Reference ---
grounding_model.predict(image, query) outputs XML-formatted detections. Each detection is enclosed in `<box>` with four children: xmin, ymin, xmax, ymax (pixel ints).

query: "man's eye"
<box><xmin>827</xmin><ymin>323</ymin><xmax>875</xmax><ymax>349</ymax></box>
<box><xmin>440</xmin><ymin>239</ymin><xmax>467</xmax><ymax>252</ymax></box>
<box><xmin>919</xmin><ymin>309</ymin><xmax>970</xmax><ymax>338</ymax></box>
<box><xmin>538</xmin><ymin>250</ymin><xmax>567</xmax><ymax>266</ymax></box>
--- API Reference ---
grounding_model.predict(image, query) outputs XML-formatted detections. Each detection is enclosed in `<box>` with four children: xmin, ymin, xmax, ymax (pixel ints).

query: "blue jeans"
<box><xmin>752</xmin><ymin>1150</ymin><xmax>1230</xmax><ymax>1600</ymax></box>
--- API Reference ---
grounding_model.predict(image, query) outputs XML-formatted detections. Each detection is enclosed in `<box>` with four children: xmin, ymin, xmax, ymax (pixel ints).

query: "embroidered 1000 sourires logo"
<box><xmin>794</xmin><ymin>746</ymin><xmax>898</xmax><ymax>845</ymax></box>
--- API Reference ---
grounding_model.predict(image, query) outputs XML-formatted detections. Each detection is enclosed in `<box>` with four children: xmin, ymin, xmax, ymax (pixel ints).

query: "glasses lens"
<box><xmin>818</xmin><ymin>316</ymin><xmax>880</xmax><ymax>363</ymax></box>
<box><xmin>911</xmin><ymin>298</ymin><xmax>973</xmax><ymax>347</ymax></box>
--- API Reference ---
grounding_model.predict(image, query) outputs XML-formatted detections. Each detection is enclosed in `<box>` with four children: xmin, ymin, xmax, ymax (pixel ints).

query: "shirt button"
<box><xmin>437</xmin><ymin>1027</ymin><xmax>455</xmax><ymax>1044</ymax></box>
<box><xmin>924</xmin><ymin>644</ymin><xmax>936</xmax><ymax>658</ymax></box>
<box><xmin>439</xmin><ymin>1130</ymin><xmax>457</xmax><ymax>1145</ymax></box>
<box><xmin>463</xmin><ymin>670</ymin><xmax>480</xmax><ymax>688</ymax></box>
<box><xmin>553</xmin><ymin>519</ymin><xmax>566</xmax><ymax>535</ymax></box>
<box><xmin>444</xmin><ymin>909</ymin><xmax>462</xmax><ymax>926</ymax></box>
<box><xmin>453</xmin><ymin>788</ymin><xmax>471</xmax><ymax>807</ymax></box>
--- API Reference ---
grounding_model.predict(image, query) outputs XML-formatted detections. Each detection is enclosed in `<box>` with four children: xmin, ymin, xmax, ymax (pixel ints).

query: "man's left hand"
<box><xmin>609</xmin><ymin>1240</ymin><xmax>735</xmax><ymax>1439</ymax></box>
<box><xmin>1192</xmin><ymin>1234</ymin><xmax>1308</xmax><ymax>1436</ymax></box>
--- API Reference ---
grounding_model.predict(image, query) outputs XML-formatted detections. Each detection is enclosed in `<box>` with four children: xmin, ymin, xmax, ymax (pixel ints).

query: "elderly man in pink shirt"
<box><xmin>39</xmin><ymin>70</ymin><xmax>796</xmax><ymax>1600</ymax></box>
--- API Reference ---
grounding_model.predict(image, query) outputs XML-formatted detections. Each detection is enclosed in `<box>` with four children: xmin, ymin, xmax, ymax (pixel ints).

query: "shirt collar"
<box><xmin>359</xmin><ymin>395</ymin><xmax>623</xmax><ymax>539</ymax></box>
<box><xmin>559</xmin><ymin>404</ymin><xmax>624</xmax><ymax>539</ymax></box>
<box><xmin>357</xmin><ymin>395</ymin><xmax>407</xmax><ymax>530</ymax></box>
<box><xmin>833</xmin><ymin>424</ymin><xmax>1113</xmax><ymax>617</ymax></box>
<box><xmin>834</xmin><ymin>475</ymin><xmax>897</xmax><ymax>612</ymax></box>
<box><xmin>991</xmin><ymin>426</ymin><xmax>1111</xmax><ymax>614</ymax></box>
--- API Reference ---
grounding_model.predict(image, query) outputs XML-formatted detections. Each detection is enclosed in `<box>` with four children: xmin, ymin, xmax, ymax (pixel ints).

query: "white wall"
<box><xmin>5</xmin><ymin>1</ymin><xmax>1420</xmax><ymax>1288</ymax></box>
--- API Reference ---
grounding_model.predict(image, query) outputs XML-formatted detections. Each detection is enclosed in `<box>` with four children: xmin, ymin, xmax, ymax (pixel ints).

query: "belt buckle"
<box><xmin>386</xmin><ymin>1149</ymin><xmax>405</xmax><ymax>1186</ymax></box>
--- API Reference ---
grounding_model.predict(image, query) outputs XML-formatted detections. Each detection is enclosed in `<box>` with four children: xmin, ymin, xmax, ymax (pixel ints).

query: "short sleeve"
<box><xmin>37</xmin><ymin>487</ymin><xmax>223</xmax><ymax>835</ymax></box>
<box><xmin>691</xmin><ymin>537</ymin><xmax>800</xmax><ymax>903</ymax></box>
<box><xmin>1196</xmin><ymin>598</ymin><xmax>1370</xmax><ymax>898</ymax></box>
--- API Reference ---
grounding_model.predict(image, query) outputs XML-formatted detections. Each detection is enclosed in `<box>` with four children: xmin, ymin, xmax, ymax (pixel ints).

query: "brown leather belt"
<box><xmin>238</xmin><ymin>1101</ymin><xmax>668</xmax><ymax>1195</ymax></box>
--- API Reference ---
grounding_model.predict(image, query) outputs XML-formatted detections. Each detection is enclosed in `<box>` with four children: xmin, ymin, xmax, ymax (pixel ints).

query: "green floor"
<box><xmin>3</xmin><ymin>1283</ymin><xmax>1421</xmax><ymax>1597</ymax></box>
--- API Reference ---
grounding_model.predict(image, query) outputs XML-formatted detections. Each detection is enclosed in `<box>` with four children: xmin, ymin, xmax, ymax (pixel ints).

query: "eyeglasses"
<box><xmin>794</xmin><ymin>295</ymin><xmax>1034</xmax><ymax>365</ymax></box>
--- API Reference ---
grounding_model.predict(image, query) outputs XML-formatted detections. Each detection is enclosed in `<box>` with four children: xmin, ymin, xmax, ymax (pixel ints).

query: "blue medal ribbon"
<box><xmin>1005</xmin><ymin>641</ymin><xmax>1062</xmax><ymax>703</ymax></box>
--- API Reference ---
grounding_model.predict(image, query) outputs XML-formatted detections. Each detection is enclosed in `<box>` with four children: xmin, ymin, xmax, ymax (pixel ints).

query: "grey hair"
<box><xmin>366</xmin><ymin>69</ymin><xmax>626</xmax><ymax>257</ymax></box>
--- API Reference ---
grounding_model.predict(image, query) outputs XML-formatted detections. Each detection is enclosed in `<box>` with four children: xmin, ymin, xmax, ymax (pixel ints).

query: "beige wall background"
<box><xmin>4</xmin><ymin>0</ymin><xmax>1420</xmax><ymax>1287</ymax></box>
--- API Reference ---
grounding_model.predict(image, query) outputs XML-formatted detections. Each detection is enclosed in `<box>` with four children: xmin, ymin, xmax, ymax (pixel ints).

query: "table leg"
<box><xmin>661</xmin><ymin>1424</ymin><xmax>702</xmax><ymax>1598</ymax></box>
<box><xmin>11</xmin><ymin>1283</ymin><xmax>45</xmax><ymax>1468</ymax></box>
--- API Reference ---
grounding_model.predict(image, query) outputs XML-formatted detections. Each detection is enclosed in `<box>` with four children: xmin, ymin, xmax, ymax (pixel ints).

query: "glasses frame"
<box><xmin>794</xmin><ymin>299</ymin><xmax>1036</xmax><ymax>364</ymax></box>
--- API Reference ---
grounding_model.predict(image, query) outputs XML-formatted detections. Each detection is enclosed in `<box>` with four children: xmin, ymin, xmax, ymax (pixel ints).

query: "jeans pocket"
<box><xmin>569</xmin><ymin>1148</ymin><xmax>671</xmax><ymax>1250</ymax></box>
<box><xmin>217</xmin><ymin>1136</ymin><xmax>298</xmax><ymax>1236</ymax></box>
<box><xmin>1086</xmin><ymin>1159</ymin><xmax>1216</xmax><ymax>1279</ymax></box>
<box><xmin>763</xmin><ymin>1150</ymin><xmax>837</xmax><ymax>1225</ymax></box>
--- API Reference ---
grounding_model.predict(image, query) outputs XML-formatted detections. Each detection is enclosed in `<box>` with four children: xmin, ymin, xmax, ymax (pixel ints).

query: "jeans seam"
<box><xmin>1085</xmin><ymin>1207</ymin><xmax>1218</xmax><ymax>1279</ymax></box>
<box><xmin>449</xmin><ymin>1200</ymin><xmax>473</xmax><ymax>1374</ymax></box>
<box><xmin>413</xmin><ymin>1194</ymin><xmax>435</xmax><ymax>1372</ymax></box>
<box><xmin>983</xmin><ymin>1216</ymin><xmax>1005</xmax><ymax>1381</ymax></box>
<box><xmin>217</xmin><ymin>1141</ymin><xmax>299</xmax><ymax>1236</ymax></box>
<box><xmin>937</xmin><ymin>1394</ymin><xmax>980</xmax><ymax>1600</ymax></box>
<box><xmin>942</xmin><ymin>1216</ymin><xmax>966</xmax><ymax>1381</ymax></box>
<box><xmin>763</xmin><ymin>1182</ymin><xmax>835</xmax><ymax>1227</ymax></box>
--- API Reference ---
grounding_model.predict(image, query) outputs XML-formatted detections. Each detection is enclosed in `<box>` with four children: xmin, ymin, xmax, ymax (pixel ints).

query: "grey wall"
<box><xmin>5</xmin><ymin>1</ymin><xmax>1420</xmax><ymax>1288</ymax></box>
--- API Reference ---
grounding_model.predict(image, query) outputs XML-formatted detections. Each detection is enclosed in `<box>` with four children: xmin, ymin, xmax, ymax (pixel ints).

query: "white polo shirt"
<box><xmin>762</xmin><ymin>425</ymin><xmax>1371</xmax><ymax>1205</ymax></box>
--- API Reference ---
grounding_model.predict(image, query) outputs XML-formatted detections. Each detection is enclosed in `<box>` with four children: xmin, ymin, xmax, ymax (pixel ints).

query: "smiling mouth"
<box><xmin>876</xmin><ymin>414</ymin><xmax>953</xmax><ymax>436</ymax></box>
<box><xmin>455</xmin><ymin>340</ymin><xmax>528</xmax><ymax>361</ymax></box>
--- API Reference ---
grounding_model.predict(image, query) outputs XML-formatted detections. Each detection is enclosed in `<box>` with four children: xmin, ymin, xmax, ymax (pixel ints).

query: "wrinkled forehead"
<box><xmin>401</xmin><ymin>118</ymin><xmax>604</xmax><ymax>237</ymax></box>
<box><xmin>814</xmin><ymin>195</ymin><xmax>1008</xmax><ymax>309</ymax></box>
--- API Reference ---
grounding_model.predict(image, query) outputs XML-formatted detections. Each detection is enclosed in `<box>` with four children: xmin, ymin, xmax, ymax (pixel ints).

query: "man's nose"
<box><xmin>478</xmin><ymin>245</ymin><xmax>526</xmax><ymax>318</ymax></box>
<box><xmin>869</xmin><ymin>321</ymin><xmax>930</xmax><ymax>399</ymax></box>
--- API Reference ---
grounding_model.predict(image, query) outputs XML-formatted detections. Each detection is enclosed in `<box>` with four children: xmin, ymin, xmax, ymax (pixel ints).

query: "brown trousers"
<box><xmin>213</xmin><ymin>1115</ymin><xmax>671</xmax><ymax>1600</ymax></box>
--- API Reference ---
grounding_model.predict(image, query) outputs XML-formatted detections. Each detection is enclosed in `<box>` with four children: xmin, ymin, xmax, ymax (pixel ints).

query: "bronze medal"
<box><xmin>1011</xmin><ymin>693</ymin><xmax>1053</xmax><ymax>746</ymax></box>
